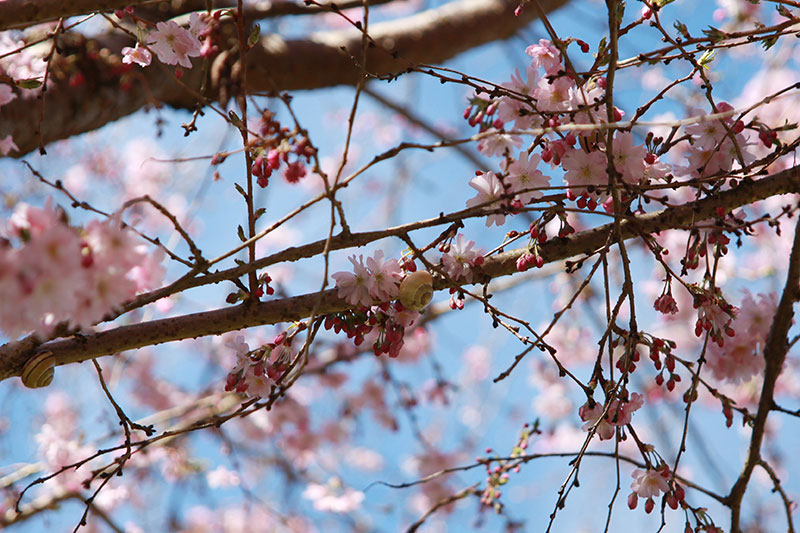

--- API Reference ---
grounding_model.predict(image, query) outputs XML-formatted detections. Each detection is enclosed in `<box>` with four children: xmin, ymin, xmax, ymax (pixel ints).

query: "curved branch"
<box><xmin>0</xmin><ymin>166</ymin><xmax>798</xmax><ymax>384</ymax></box>
<box><xmin>1</xmin><ymin>0</ymin><xmax>567</xmax><ymax>157</ymax></box>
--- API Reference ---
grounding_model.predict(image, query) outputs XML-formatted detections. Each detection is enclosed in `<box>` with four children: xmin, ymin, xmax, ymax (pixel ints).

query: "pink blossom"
<box><xmin>630</xmin><ymin>468</ymin><xmax>669</xmax><ymax>499</ymax></box>
<box><xmin>497</xmin><ymin>66</ymin><xmax>540</xmax><ymax>130</ymax></box>
<box><xmin>148</xmin><ymin>21</ymin><xmax>201</xmax><ymax>68</ymax></box>
<box><xmin>466</xmin><ymin>171</ymin><xmax>507</xmax><ymax>226</ymax></box>
<box><xmin>476</xmin><ymin>128</ymin><xmax>521</xmax><ymax>157</ymax></box>
<box><xmin>705</xmin><ymin>291</ymin><xmax>775</xmax><ymax>383</ymax></box>
<box><xmin>0</xmin><ymin>203</ymin><xmax>165</xmax><ymax>337</ymax></box>
<box><xmin>505</xmin><ymin>151</ymin><xmax>549</xmax><ymax>203</ymax></box>
<box><xmin>365</xmin><ymin>250</ymin><xmax>402</xmax><ymax>301</ymax></box>
<box><xmin>525</xmin><ymin>39</ymin><xmax>561</xmax><ymax>74</ymax></box>
<box><xmin>206</xmin><ymin>466</ymin><xmax>241</xmax><ymax>488</ymax></box>
<box><xmin>441</xmin><ymin>234</ymin><xmax>482</xmax><ymax>282</ymax></box>
<box><xmin>654</xmin><ymin>293</ymin><xmax>679</xmax><ymax>315</ymax></box>
<box><xmin>561</xmin><ymin>149</ymin><xmax>607</xmax><ymax>199</ymax></box>
<box><xmin>578</xmin><ymin>401</ymin><xmax>616</xmax><ymax>440</ymax></box>
<box><xmin>578</xmin><ymin>393</ymin><xmax>644</xmax><ymax>440</ymax></box>
<box><xmin>609</xmin><ymin>132</ymin><xmax>646</xmax><ymax>184</ymax></box>
<box><xmin>533</xmin><ymin>75</ymin><xmax>574</xmax><ymax>112</ymax></box>
<box><xmin>302</xmin><ymin>481</ymin><xmax>365</xmax><ymax>513</ymax></box>
<box><xmin>332</xmin><ymin>254</ymin><xmax>374</xmax><ymax>307</ymax></box>
<box><xmin>121</xmin><ymin>45</ymin><xmax>152</xmax><ymax>67</ymax></box>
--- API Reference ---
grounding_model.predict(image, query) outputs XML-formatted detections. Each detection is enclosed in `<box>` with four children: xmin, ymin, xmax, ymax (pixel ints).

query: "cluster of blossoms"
<box><xmin>578</xmin><ymin>392</ymin><xmax>644</xmax><ymax>440</ymax></box>
<box><xmin>681</xmin><ymin>102</ymin><xmax>754</xmax><ymax>179</ymax></box>
<box><xmin>692</xmin><ymin>286</ymin><xmax>738</xmax><ymax>347</ymax></box>
<box><xmin>248</xmin><ymin>110</ymin><xmax>316</xmax><ymax>187</ymax></box>
<box><xmin>223</xmin><ymin>332</ymin><xmax>291</xmax><ymax>397</ymax></box>
<box><xmin>330</xmin><ymin>250</ymin><xmax>434</xmax><ymax>356</ymax></box>
<box><xmin>324</xmin><ymin>301</ymin><xmax>419</xmax><ymax>358</ymax></box>
<box><xmin>705</xmin><ymin>291</ymin><xmax>776</xmax><ymax>383</ymax></box>
<box><xmin>0</xmin><ymin>201</ymin><xmax>165</xmax><ymax>339</ymax></box>
<box><xmin>332</xmin><ymin>250</ymin><xmax>403</xmax><ymax>308</ymax></box>
<box><xmin>121</xmin><ymin>13</ymin><xmax>214</xmax><ymax>69</ymax></box>
<box><xmin>463</xmin><ymin>39</ymin><xmax>674</xmax><ymax>222</ymax></box>
<box><xmin>647</xmin><ymin>337</ymin><xmax>683</xmax><ymax>392</ymax></box>
<box><xmin>627</xmin><ymin>465</ymin><xmax>685</xmax><ymax>514</ymax></box>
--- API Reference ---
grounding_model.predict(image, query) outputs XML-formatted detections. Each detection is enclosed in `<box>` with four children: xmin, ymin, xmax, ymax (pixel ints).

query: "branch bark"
<box><xmin>1</xmin><ymin>167</ymin><xmax>798</xmax><ymax>384</ymax></box>
<box><xmin>1</xmin><ymin>0</ymin><xmax>568</xmax><ymax>157</ymax></box>
<box><xmin>727</xmin><ymin>207</ymin><xmax>800</xmax><ymax>532</ymax></box>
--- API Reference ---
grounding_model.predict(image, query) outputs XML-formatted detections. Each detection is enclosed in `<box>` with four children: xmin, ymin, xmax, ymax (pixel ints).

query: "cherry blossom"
<box><xmin>365</xmin><ymin>250</ymin><xmax>402</xmax><ymax>301</ymax></box>
<box><xmin>121</xmin><ymin>45</ymin><xmax>152</xmax><ymax>67</ymax></box>
<box><xmin>476</xmin><ymin>128</ymin><xmax>521</xmax><ymax>157</ymax></box>
<box><xmin>148</xmin><ymin>20</ymin><xmax>202</xmax><ymax>68</ymax></box>
<box><xmin>466</xmin><ymin>171</ymin><xmax>507</xmax><ymax>226</ymax></box>
<box><xmin>561</xmin><ymin>149</ymin><xmax>607</xmax><ymax>200</ymax></box>
<box><xmin>525</xmin><ymin>39</ymin><xmax>561</xmax><ymax>74</ymax></box>
<box><xmin>609</xmin><ymin>132</ymin><xmax>647</xmax><ymax>184</ymax></box>
<box><xmin>628</xmin><ymin>468</ymin><xmax>670</xmax><ymax>512</ymax></box>
<box><xmin>505</xmin><ymin>151</ymin><xmax>549</xmax><ymax>203</ymax></box>
<box><xmin>496</xmin><ymin>66</ymin><xmax>540</xmax><ymax>130</ymax></box>
<box><xmin>578</xmin><ymin>393</ymin><xmax>644</xmax><ymax>440</ymax></box>
<box><xmin>332</xmin><ymin>254</ymin><xmax>374</xmax><ymax>307</ymax></box>
<box><xmin>302</xmin><ymin>480</ymin><xmax>365</xmax><ymax>513</ymax></box>
<box><xmin>441</xmin><ymin>234</ymin><xmax>483</xmax><ymax>282</ymax></box>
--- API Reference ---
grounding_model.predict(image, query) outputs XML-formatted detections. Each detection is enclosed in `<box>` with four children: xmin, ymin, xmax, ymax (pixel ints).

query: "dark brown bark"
<box><xmin>0</xmin><ymin>0</ymin><xmax>568</xmax><ymax>157</ymax></box>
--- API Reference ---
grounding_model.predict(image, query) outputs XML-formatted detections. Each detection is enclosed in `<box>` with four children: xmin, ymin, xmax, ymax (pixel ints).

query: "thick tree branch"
<box><xmin>0</xmin><ymin>167</ymin><xmax>798</xmax><ymax>384</ymax></box>
<box><xmin>1</xmin><ymin>0</ymin><xmax>568</xmax><ymax>157</ymax></box>
<box><xmin>0</xmin><ymin>0</ymin><xmax>399</xmax><ymax>31</ymax></box>
<box><xmin>0</xmin><ymin>0</ymin><xmax>152</xmax><ymax>30</ymax></box>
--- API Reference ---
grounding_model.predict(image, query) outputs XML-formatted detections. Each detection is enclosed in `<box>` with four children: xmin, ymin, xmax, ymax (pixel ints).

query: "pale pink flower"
<box><xmin>476</xmin><ymin>128</ymin><xmax>521</xmax><ymax>157</ymax></box>
<box><xmin>644</xmin><ymin>155</ymin><xmax>672</xmax><ymax>181</ymax></box>
<box><xmin>148</xmin><ymin>21</ymin><xmax>201</xmax><ymax>68</ymax></box>
<box><xmin>561</xmin><ymin>149</ymin><xmax>607</xmax><ymax>198</ymax></box>
<box><xmin>533</xmin><ymin>75</ymin><xmax>574</xmax><ymax>112</ymax></box>
<box><xmin>442</xmin><ymin>233</ymin><xmax>482</xmax><ymax>282</ymax></box>
<box><xmin>505</xmin><ymin>151</ymin><xmax>549</xmax><ymax>203</ymax></box>
<box><xmin>630</xmin><ymin>468</ymin><xmax>669</xmax><ymax>499</ymax></box>
<box><xmin>365</xmin><ymin>250</ymin><xmax>402</xmax><ymax>301</ymax></box>
<box><xmin>8</xmin><ymin>200</ymin><xmax>61</xmax><ymax>239</ymax></box>
<box><xmin>129</xmin><ymin>247</ymin><xmax>166</xmax><ymax>292</ymax></box>
<box><xmin>579</xmin><ymin>393</ymin><xmax>644</xmax><ymax>440</ymax></box>
<box><xmin>332</xmin><ymin>254</ymin><xmax>374</xmax><ymax>307</ymax></box>
<box><xmin>525</xmin><ymin>39</ymin><xmax>561</xmax><ymax>74</ymax></box>
<box><xmin>610</xmin><ymin>132</ymin><xmax>647</xmax><ymax>184</ymax></box>
<box><xmin>121</xmin><ymin>45</ymin><xmax>152</xmax><ymax>67</ymax></box>
<box><xmin>466</xmin><ymin>171</ymin><xmax>507</xmax><ymax>227</ymax></box>
<box><xmin>705</xmin><ymin>291</ymin><xmax>775</xmax><ymax>383</ymax></box>
<box><xmin>497</xmin><ymin>66</ymin><xmax>540</xmax><ymax>130</ymax></box>
<box><xmin>206</xmin><ymin>466</ymin><xmax>241</xmax><ymax>488</ymax></box>
<box><xmin>578</xmin><ymin>401</ymin><xmax>616</xmax><ymax>440</ymax></box>
<box><xmin>302</xmin><ymin>481</ymin><xmax>364</xmax><ymax>513</ymax></box>
<box><xmin>706</xmin><ymin>337</ymin><xmax>765</xmax><ymax>383</ymax></box>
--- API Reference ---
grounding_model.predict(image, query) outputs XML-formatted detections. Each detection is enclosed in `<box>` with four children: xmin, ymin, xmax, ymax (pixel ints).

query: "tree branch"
<box><xmin>0</xmin><ymin>167</ymin><xmax>798</xmax><ymax>384</ymax></box>
<box><xmin>727</xmin><ymin>205</ymin><xmax>800</xmax><ymax>532</ymax></box>
<box><xmin>1</xmin><ymin>0</ymin><xmax>568</xmax><ymax>157</ymax></box>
